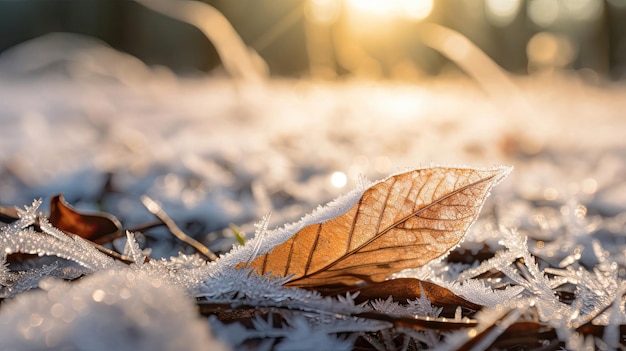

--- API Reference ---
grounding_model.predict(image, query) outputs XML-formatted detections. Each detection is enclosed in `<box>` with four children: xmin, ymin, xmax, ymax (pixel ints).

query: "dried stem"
<box><xmin>140</xmin><ymin>195</ymin><xmax>217</xmax><ymax>261</ymax></box>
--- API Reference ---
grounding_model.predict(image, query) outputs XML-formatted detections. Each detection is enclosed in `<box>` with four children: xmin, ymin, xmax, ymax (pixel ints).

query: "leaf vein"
<box><xmin>303</xmin><ymin>223</ymin><xmax>323</xmax><ymax>275</ymax></box>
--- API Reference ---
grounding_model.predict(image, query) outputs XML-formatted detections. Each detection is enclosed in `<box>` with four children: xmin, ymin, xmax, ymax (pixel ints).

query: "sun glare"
<box><xmin>331</xmin><ymin>171</ymin><xmax>348</xmax><ymax>188</ymax></box>
<box><xmin>346</xmin><ymin>0</ymin><xmax>434</xmax><ymax>21</ymax></box>
<box><xmin>307</xmin><ymin>0</ymin><xmax>341</xmax><ymax>24</ymax></box>
<box><xmin>402</xmin><ymin>0</ymin><xmax>434</xmax><ymax>20</ymax></box>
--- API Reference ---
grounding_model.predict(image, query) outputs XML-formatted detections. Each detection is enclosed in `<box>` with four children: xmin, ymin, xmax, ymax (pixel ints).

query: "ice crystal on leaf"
<box><xmin>195</xmin><ymin>267</ymin><xmax>369</xmax><ymax>318</ymax></box>
<box><xmin>0</xmin><ymin>200</ymin><xmax>116</xmax><ymax>271</ymax></box>
<box><xmin>0</xmin><ymin>257</ymin><xmax>15</xmax><ymax>286</ymax></box>
<box><xmin>209</xmin><ymin>314</ymin><xmax>359</xmax><ymax>351</ymax></box>
<box><xmin>1</xmin><ymin>262</ymin><xmax>58</xmax><ymax>298</ymax></box>
<box><xmin>445</xmin><ymin>279</ymin><xmax>524</xmax><ymax>308</ymax></box>
<box><xmin>0</xmin><ymin>158</ymin><xmax>624</xmax><ymax>351</ymax></box>
<box><xmin>123</xmin><ymin>231</ymin><xmax>146</xmax><ymax>266</ymax></box>
<box><xmin>370</xmin><ymin>288</ymin><xmax>442</xmax><ymax>318</ymax></box>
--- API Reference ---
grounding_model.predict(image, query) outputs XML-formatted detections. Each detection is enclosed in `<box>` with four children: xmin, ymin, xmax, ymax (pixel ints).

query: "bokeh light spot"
<box><xmin>544</xmin><ymin>187</ymin><xmax>558</xmax><ymax>201</ymax></box>
<box><xmin>563</xmin><ymin>0</ymin><xmax>603</xmax><ymax>22</ymax></box>
<box><xmin>581</xmin><ymin>178</ymin><xmax>598</xmax><ymax>194</ymax></box>
<box><xmin>346</xmin><ymin>0</ymin><xmax>433</xmax><ymax>21</ymax></box>
<box><xmin>402</xmin><ymin>0</ymin><xmax>434</xmax><ymax>21</ymax></box>
<box><xmin>528</xmin><ymin>0</ymin><xmax>560</xmax><ymax>27</ymax></box>
<box><xmin>331</xmin><ymin>171</ymin><xmax>347</xmax><ymax>188</ymax></box>
<box><xmin>92</xmin><ymin>289</ymin><xmax>106</xmax><ymax>302</ymax></box>
<box><xmin>575</xmin><ymin>205</ymin><xmax>587</xmax><ymax>219</ymax></box>
<box><xmin>374</xmin><ymin>156</ymin><xmax>391</xmax><ymax>173</ymax></box>
<box><xmin>50</xmin><ymin>303</ymin><xmax>64</xmax><ymax>318</ymax></box>
<box><xmin>527</xmin><ymin>32</ymin><xmax>577</xmax><ymax>71</ymax></box>
<box><xmin>485</xmin><ymin>0</ymin><xmax>522</xmax><ymax>27</ymax></box>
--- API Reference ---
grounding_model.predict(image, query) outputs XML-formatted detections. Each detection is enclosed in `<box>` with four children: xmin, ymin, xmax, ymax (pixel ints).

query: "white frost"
<box><xmin>0</xmin><ymin>268</ymin><xmax>227</xmax><ymax>351</ymax></box>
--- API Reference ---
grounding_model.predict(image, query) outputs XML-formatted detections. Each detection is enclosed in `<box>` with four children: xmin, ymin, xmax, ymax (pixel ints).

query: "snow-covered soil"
<box><xmin>1</xmin><ymin>34</ymin><xmax>625</xmax><ymax>350</ymax></box>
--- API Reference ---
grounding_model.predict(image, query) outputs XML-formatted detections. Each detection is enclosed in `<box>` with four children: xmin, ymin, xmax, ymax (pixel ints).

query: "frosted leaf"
<box><xmin>1</xmin><ymin>262</ymin><xmax>59</xmax><ymax>298</ymax></box>
<box><xmin>1</xmin><ymin>225</ymin><xmax>117</xmax><ymax>271</ymax></box>
<box><xmin>0</xmin><ymin>268</ymin><xmax>227</xmax><ymax>351</ymax></box>
<box><xmin>1</xmin><ymin>204</ymin><xmax>118</xmax><ymax>272</ymax></box>
<box><xmin>38</xmin><ymin>216</ymin><xmax>72</xmax><ymax>242</ymax></box>
<box><xmin>0</xmin><ymin>199</ymin><xmax>41</xmax><ymax>249</ymax></box>
<box><xmin>0</xmin><ymin>257</ymin><xmax>15</xmax><ymax>286</ymax></box>
<box><xmin>195</xmin><ymin>268</ymin><xmax>365</xmax><ymax>316</ymax></box>
<box><xmin>215</xmin><ymin>180</ymin><xmax>368</xmax><ymax>269</ymax></box>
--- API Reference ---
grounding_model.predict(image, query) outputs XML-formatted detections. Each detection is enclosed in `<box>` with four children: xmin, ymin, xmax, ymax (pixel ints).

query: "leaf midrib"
<box><xmin>288</xmin><ymin>173</ymin><xmax>497</xmax><ymax>284</ymax></box>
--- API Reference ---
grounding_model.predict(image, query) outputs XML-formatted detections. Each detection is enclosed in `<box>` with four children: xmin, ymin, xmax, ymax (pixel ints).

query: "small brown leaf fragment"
<box><xmin>355</xmin><ymin>311</ymin><xmax>477</xmax><ymax>331</ymax></box>
<box><xmin>49</xmin><ymin>194</ymin><xmax>123</xmax><ymax>243</ymax></box>
<box><xmin>0</xmin><ymin>205</ymin><xmax>19</xmax><ymax>223</ymax></box>
<box><xmin>245</xmin><ymin>166</ymin><xmax>510</xmax><ymax>287</ymax></box>
<box><xmin>340</xmin><ymin>279</ymin><xmax>481</xmax><ymax>311</ymax></box>
<box><xmin>458</xmin><ymin>321</ymin><xmax>559</xmax><ymax>351</ymax></box>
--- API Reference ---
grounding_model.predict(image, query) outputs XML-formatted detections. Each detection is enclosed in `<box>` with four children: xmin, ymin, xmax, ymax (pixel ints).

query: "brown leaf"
<box><xmin>354</xmin><ymin>311</ymin><xmax>477</xmax><ymax>331</ymax></box>
<box><xmin>246</xmin><ymin>166</ymin><xmax>510</xmax><ymax>287</ymax></box>
<box><xmin>49</xmin><ymin>194</ymin><xmax>123</xmax><ymax>243</ymax></box>
<box><xmin>334</xmin><ymin>278</ymin><xmax>481</xmax><ymax>311</ymax></box>
<box><xmin>0</xmin><ymin>205</ymin><xmax>19</xmax><ymax>223</ymax></box>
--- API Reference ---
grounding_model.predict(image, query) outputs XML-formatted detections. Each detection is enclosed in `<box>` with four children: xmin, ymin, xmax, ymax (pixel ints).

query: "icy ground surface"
<box><xmin>1</xmin><ymin>34</ymin><xmax>626</xmax><ymax>350</ymax></box>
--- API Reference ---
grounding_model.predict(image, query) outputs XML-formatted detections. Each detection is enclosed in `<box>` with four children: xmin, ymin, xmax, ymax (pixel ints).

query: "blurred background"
<box><xmin>0</xmin><ymin>0</ymin><xmax>624</xmax><ymax>81</ymax></box>
<box><xmin>1</xmin><ymin>0</ymin><xmax>625</xmax><ymax>257</ymax></box>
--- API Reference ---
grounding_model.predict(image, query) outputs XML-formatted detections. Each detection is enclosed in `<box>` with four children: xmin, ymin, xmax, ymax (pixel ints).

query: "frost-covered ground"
<box><xmin>1</xmin><ymin>34</ymin><xmax>626</xmax><ymax>350</ymax></box>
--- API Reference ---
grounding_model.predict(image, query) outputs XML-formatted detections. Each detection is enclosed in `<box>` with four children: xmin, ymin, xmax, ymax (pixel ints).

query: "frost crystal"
<box><xmin>1</xmin><ymin>201</ymin><xmax>116</xmax><ymax>271</ymax></box>
<box><xmin>2</xmin><ymin>171</ymin><xmax>626</xmax><ymax>351</ymax></box>
<box><xmin>446</xmin><ymin>279</ymin><xmax>524</xmax><ymax>308</ymax></box>
<box><xmin>123</xmin><ymin>231</ymin><xmax>146</xmax><ymax>266</ymax></box>
<box><xmin>0</xmin><ymin>268</ymin><xmax>227</xmax><ymax>351</ymax></box>
<box><xmin>0</xmin><ymin>257</ymin><xmax>15</xmax><ymax>286</ymax></box>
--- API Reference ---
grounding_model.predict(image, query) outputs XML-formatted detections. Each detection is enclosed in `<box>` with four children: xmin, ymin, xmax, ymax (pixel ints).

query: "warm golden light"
<box><xmin>347</xmin><ymin>0</ymin><xmax>392</xmax><ymax>15</ymax></box>
<box><xmin>562</xmin><ymin>0</ymin><xmax>603</xmax><ymax>22</ymax></box>
<box><xmin>306</xmin><ymin>0</ymin><xmax>341</xmax><ymax>24</ymax></box>
<box><xmin>527</xmin><ymin>32</ymin><xmax>577</xmax><ymax>71</ymax></box>
<box><xmin>402</xmin><ymin>0</ymin><xmax>435</xmax><ymax>20</ymax></box>
<box><xmin>485</xmin><ymin>0</ymin><xmax>522</xmax><ymax>26</ymax></box>
<box><xmin>346</xmin><ymin>0</ymin><xmax>433</xmax><ymax>21</ymax></box>
<box><xmin>528</xmin><ymin>0</ymin><xmax>560</xmax><ymax>27</ymax></box>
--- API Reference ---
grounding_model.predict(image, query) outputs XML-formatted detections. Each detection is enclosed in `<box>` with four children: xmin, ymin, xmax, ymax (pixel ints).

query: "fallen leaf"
<box><xmin>319</xmin><ymin>278</ymin><xmax>481</xmax><ymax>311</ymax></box>
<box><xmin>246</xmin><ymin>166</ymin><xmax>510</xmax><ymax>287</ymax></box>
<box><xmin>0</xmin><ymin>205</ymin><xmax>19</xmax><ymax>223</ymax></box>
<box><xmin>49</xmin><ymin>194</ymin><xmax>123</xmax><ymax>243</ymax></box>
